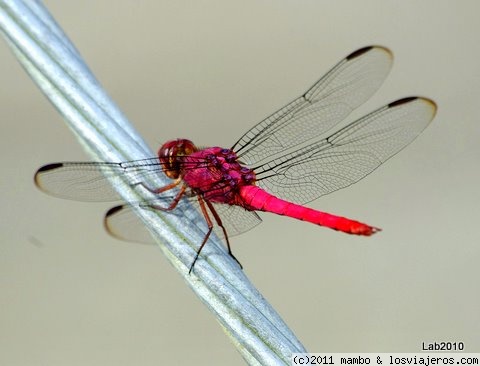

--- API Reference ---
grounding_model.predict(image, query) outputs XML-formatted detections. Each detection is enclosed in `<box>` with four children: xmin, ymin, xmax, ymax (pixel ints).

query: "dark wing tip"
<box><xmin>34</xmin><ymin>163</ymin><xmax>64</xmax><ymax>187</ymax></box>
<box><xmin>105</xmin><ymin>205</ymin><xmax>124</xmax><ymax>217</ymax></box>
<box><xmin>389</xmin><ymin>96</ymin><xmax>438</xmax><ymax>117</ymax></box>
<box><xmin>36</xmin><ymin>162</ymin><xmax>64</xmax><ymax>173</ymax></box>
<box><xmin>346</xmin><ymin>45</ymin><xmax>392</xmax><ymax>60</ymax></box>
<box><xmin>104</xmin><ymin>205</ymin><xmax>125</xmax><ymax>237</ymax></box>
<box><xmin>388</xmin><ymin>96</ymin><xmax>418</xmax><ymax>107</ymax></box>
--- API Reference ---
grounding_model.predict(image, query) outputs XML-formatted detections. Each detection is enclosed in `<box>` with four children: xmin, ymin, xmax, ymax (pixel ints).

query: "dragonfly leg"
<box><xmin>189</xmin><ymin>196</ymin><xmax>243</xmax><ymax>273</ymax></box>
<box><xmin>133</xmin><ymin>177</ymin><xmax>182</xmax><ymax>195</ymax></box>
<box><xmin>189</xmin><ymin>196</ymin><xmax>214</xmax><ymax>273</ymax></box>
<box><xmin>205</xmin><ymin>200</ymin><xmax>243</xmax><ymax>270</ymax></box>
<box><xmin>143</xmin><ymin>185</ymin><xmax>187</xmax><ymax>212</ymax></box>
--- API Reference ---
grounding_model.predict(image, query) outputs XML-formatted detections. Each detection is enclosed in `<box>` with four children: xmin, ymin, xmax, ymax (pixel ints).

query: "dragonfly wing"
<box><xmin>34</xmin><ymin>158</ymin><xmax>164</xmax><ymax>202</ymax></box>
<box><xmin>254</xmin><ymin>97</ymin><xmax>437</xmax><ymax>204</ymax></box>
<box><xmin>209</xmin><ymin>203</ymin><xmax>263</xmax><ymax>237</ymax></box>
<box><xmin>105</xmin><ymin>204</ymin><xmax>157</xmax><ymax>244</ymax></box>
<box><xmin>104</xmin><ymin>196</ymin><xmax>197</xmax><ymax>244</ymax></box>
<box><xmin>105</xmin><ymin>199</ymin><xmax>262</xmax><ymax>245</ymax></box>
<box><xmin>232</xmin><ymin>46</ymin><xmax>393</xmax><ymax>165</ymax></box>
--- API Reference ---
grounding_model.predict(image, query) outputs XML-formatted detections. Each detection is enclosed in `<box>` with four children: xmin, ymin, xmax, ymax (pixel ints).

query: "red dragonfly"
<box><xmin>35</xmin><ymin>46</ymin><xmax>437</xmax><ymax>273</ymax></box>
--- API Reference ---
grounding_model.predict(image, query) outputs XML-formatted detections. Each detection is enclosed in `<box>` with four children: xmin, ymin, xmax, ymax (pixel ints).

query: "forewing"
<box><xmin>35</xmin><ymin>158</ymin><xmax>170</xmax><ymax>202</ymax></box>
<box><xmin>232</xmin><ymin>46</ymin><xmax>393</xmax><ymax>165</ymax></box>
<box><xmin>254</xmin><ymin>97</ymin><xmax>437</xmax><ymax>204</ymax></box>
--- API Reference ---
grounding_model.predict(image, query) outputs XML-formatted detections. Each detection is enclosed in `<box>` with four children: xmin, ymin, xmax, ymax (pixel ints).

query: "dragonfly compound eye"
<box><xmin>158</xmin><ymin>138</ymin><xmax>198</xmax><ymax>179</ymax></box>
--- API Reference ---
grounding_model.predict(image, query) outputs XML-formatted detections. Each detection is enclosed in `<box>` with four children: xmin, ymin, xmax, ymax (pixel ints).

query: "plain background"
<box><xmin>1</xmin><ymin>1</ymin><xmax>479</xmax><ymax>365</ymax></box>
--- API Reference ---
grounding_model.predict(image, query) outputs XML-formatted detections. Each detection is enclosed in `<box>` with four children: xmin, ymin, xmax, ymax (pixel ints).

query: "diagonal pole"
<box><xmin>0</xmin><ymin>1</ymin><xmax>307</xmax><ymax>364</ymax></box>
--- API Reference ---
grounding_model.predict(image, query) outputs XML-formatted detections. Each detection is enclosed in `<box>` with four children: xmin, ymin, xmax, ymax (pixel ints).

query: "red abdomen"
<box><xmin>239</xmin><ymin>186</ymin><xmax>379</xmax><ymax>236</ymax></box>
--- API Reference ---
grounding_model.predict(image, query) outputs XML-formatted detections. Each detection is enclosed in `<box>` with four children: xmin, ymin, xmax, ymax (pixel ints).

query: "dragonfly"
<box><xmin>35</xmin><ymin>46</ymin><xmax>437</xmax><ymax>273</ymax></box>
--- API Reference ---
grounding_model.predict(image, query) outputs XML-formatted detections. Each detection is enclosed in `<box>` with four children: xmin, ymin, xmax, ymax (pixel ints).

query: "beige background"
<box><xmin>1</xmin><ymin>1</ymin><xmax>479</xmax><ymax>365</ymax></box>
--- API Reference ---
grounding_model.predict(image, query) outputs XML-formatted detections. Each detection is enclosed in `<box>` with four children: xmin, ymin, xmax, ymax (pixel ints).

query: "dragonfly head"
<box><xmin>158</xmin><ymin>139</ymin><xmax>198</xmax><ymax>179</ymax></box>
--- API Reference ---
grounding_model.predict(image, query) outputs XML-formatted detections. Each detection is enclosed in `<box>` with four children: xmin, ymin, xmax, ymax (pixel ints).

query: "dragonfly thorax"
<box><xmin>182</xmin><ymin>147</ymin><xmax>257</xmax><ymax>204</ymax></box>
